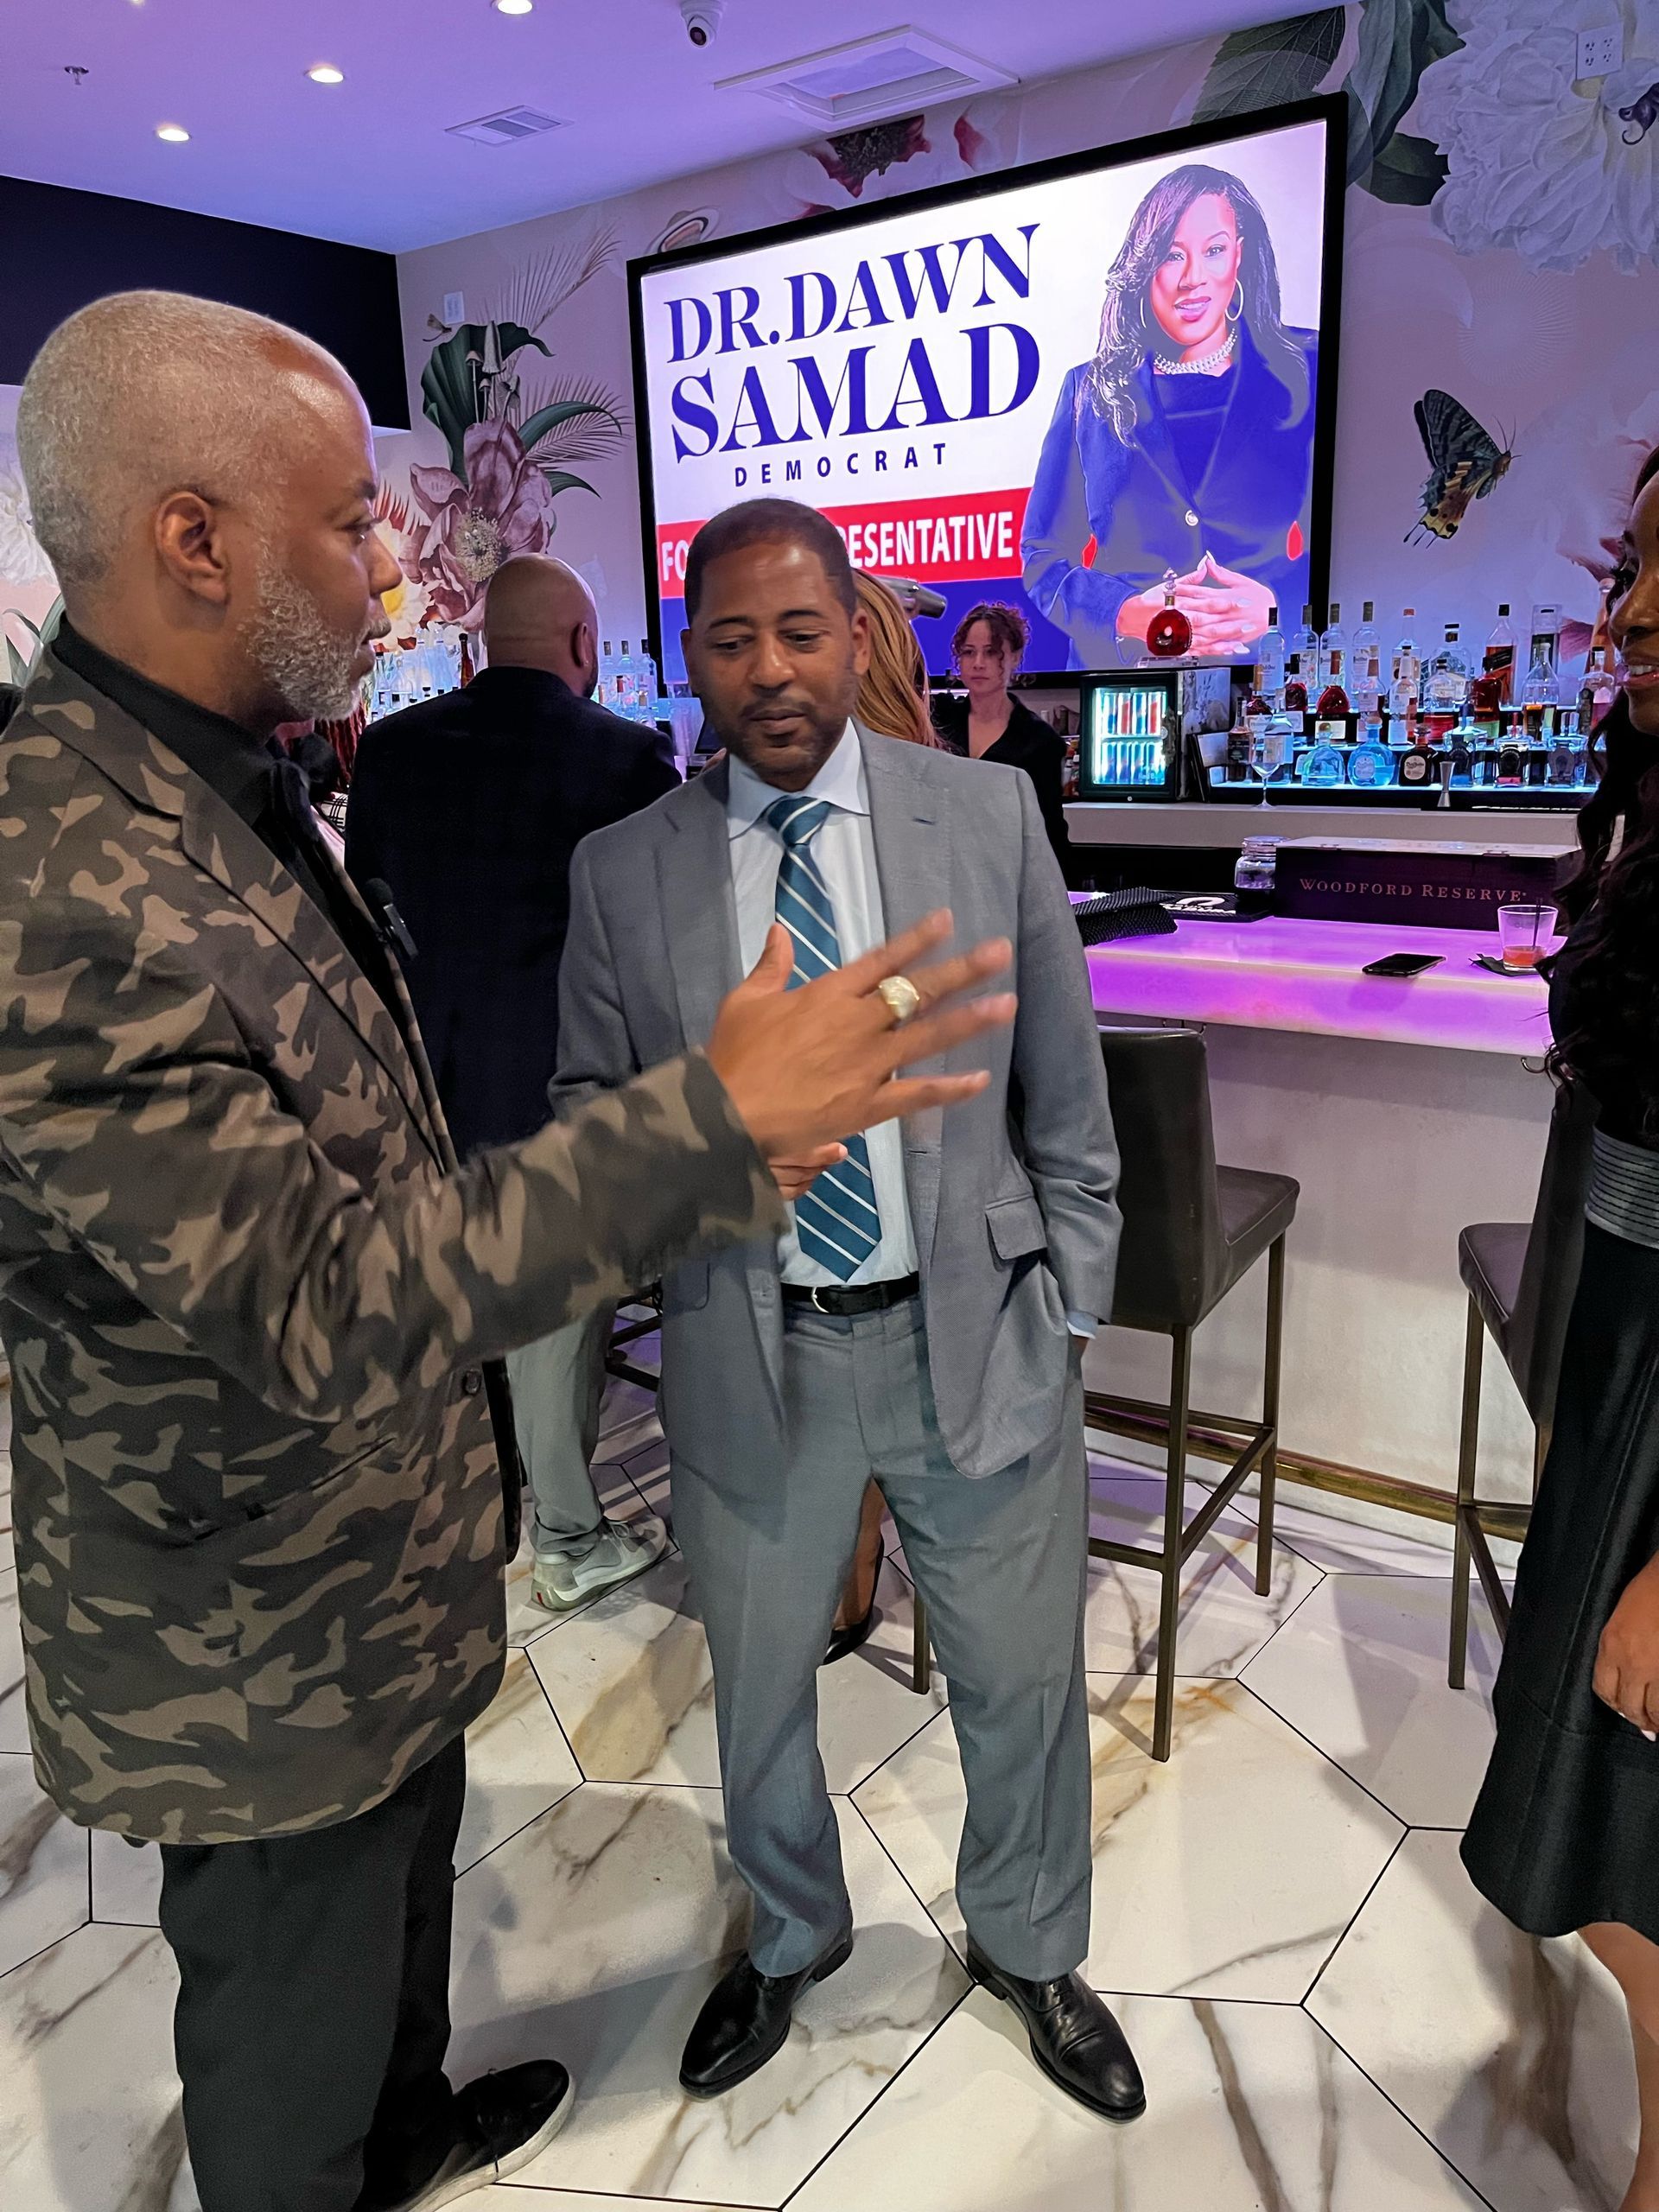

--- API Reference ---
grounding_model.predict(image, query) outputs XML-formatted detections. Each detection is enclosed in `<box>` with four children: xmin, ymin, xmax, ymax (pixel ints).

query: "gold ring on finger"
<box><xmin>877</xmin><ymin>974</ymin><xmax>923</xmax><ymax>1027</ymax></box>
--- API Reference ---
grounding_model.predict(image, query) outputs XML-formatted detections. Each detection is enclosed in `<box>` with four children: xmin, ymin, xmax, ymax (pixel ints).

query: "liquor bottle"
<box><xmin>1254</xmin><ymin>605</ymin><xmax>1286</xmax><ymax>709</ymax></box>
<box><xmin>1479</xmin><ymin>603</ymin><xmax>1516</xmax><ymax>707</ymax></box>
<box><xmin>1348</xmin><ymin>721</ymin><xmax>1396</xmax><ymax>787</ymax></box>
<box><xmin>1520</xmin><ymin>635</ymin><xmax>1560</xmax><ymax>741</ymax></box>
<box><xmin>1580</xmin><ymin>639</ymin><xmax>1618</xmax><ymax>734</ymax></box>
<box><xmin>1398</xmin><ymin>725</ymin><xmax>1439</xmax><ymax>787</ymax></box>
<box><xmin>1284</xmin><ymin>603</ymin><xmax>1318</xmax><ymax>711</ymax></box>
<box><xmin>1145</xmin><ymin>569</ymin><xmax>1193</xmax><ymax>660</ymax></box>
<box><xmin>1351</xmin><ymin>600</ymin><xmax>1382</xmax><ymax>714</ymax></box>
<box><xmin>1318</xmin><ymin>601</ymin><xmax>1349</xmax><ymax>691</ymax></box>
<box><xmin>1422</xmin><ymin>621</ymin><xmax>1471</xmax><ymax>730</ymax></box>
<box><xmin>1389</xmin><ymin>608</ymin><xmax>1421</xmax><ymax>721</ymax></box>
<box><xmin>1297</xmin><ymin>726</ymin><xmax>1346</xmax><ymax>787</ymax></box>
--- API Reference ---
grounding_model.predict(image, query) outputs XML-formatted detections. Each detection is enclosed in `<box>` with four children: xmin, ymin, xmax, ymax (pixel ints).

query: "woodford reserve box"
<box><xmin>1274</xmin><ymin>838</ymin><xmax>1574</xmax><ymax>930</ymax></box>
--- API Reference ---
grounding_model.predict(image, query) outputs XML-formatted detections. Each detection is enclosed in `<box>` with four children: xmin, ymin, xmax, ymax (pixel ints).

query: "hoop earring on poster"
<box><xmin>1225</xmin><ymin>279</ymin><xmax>1244</xmax><ymax>325</ymax></box>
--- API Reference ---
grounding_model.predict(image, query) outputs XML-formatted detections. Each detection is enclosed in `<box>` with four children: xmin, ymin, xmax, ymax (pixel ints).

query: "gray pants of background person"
<box><xmin>505</xmin><ymin>1300</ymin><xmax>618</xmax><ymax>1560</ymax></box>
<box><xmin>672</xmin><ymin>1295</ymin><xmax>1094</xmax><ymax>1982</ymax></box>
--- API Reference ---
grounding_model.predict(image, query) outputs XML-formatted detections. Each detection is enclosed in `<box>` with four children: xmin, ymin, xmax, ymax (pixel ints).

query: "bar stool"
<box><xmin>1448</xmin><ymin>1081</ymin><xmax>1594</xmax><ymax>1688</ymax></box>
<box><xmin>1085</xmin><ymin>1026</ymin><xmax>1300</xmax><ymax>1762</ymax></box>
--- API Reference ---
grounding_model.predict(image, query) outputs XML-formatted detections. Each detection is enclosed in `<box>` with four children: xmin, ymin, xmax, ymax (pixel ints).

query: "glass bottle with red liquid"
<box><xmin>1145</xmin><ymin>569</ymin><xmax>1193</xmax><ymax>660</ymax></box>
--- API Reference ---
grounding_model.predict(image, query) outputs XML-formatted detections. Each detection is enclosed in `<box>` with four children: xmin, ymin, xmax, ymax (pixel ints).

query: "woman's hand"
<box><xmin>1116</xmin><ymin>556</ymin><xmax>1274</xmax><ymax>658</ymax></box>
<box><xmin>1116</xmin><ymin>563</ymin><xmax>1209</xmax><ymax>647</ymax></box>
<box><xmin>1594</xmin><ymin>1554</ymin><xmax>1659</xmax><ymax>1736</ymax></box>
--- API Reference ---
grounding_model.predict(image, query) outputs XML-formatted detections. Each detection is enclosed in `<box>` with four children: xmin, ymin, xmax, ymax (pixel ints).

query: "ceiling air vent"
<box><xmin>446</xmin><ymin>105</ymin><xmax>569</xmax><ymax>148</ymax></box>
<box><xmin>716</xmin><ymin>28</ymin><xmax>1017</xmax><ymax>129</ymax></box>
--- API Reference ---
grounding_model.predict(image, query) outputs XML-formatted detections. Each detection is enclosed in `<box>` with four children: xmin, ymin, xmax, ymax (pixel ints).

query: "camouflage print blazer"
<box><xmin>0</xmin><ymin>652</ymin><xmax>781</xmax><ymax>1843</ymax></box>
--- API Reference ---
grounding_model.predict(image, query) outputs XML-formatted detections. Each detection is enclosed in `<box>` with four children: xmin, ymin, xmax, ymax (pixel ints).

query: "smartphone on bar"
<box><xmin>1362</xmin><ymin>952</ymin><xmax>1444</xmax><ymax>978</ymax></box>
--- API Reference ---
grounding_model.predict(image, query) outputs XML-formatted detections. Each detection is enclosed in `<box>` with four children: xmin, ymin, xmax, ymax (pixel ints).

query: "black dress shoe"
<box><xmin>966</xmin><ymin>1940</ymin><xmax>1146</xmax><ymax>2122</ymax></box>
<box><xmin>680</xmin><ymin>1935</ymin><xmax>854</xmax><ymax>2098</ymax></box>
<box><xmin>365</xmin><ymin>2060</ymin><xmax>575</xmax><ymax>2211</ymax></box>
<box><xmin>823</xmin><ymin>1542</ymin><xmax>884</xmax><ymax>1666</ymax></box>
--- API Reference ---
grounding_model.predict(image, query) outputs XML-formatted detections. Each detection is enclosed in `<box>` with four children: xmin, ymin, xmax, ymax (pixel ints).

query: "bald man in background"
<box><xmin>346</xmin><ymin>558</ymin><xmax>679</xmax><ymax>1612</ymax></box>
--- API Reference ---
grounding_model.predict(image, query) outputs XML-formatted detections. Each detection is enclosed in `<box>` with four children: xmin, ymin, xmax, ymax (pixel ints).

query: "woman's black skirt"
<box><xmin>1464</xmin><ymin>1224</ymin><xmax>1659</xmax><ymax>1938</ymax></box>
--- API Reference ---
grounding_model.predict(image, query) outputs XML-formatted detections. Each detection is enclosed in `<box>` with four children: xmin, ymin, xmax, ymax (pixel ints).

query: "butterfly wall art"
<box><xmin>1408</xmin><ymin>389</ymin><xmax>1515</xmax><ymax>543</ymax></box>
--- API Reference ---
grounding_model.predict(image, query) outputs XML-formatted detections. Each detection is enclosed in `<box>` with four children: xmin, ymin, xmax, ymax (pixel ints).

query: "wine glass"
<box><xmin>1248</xmin><ymin>721</ymin><xmax>1282</xmax><ymax>804</ymax></box>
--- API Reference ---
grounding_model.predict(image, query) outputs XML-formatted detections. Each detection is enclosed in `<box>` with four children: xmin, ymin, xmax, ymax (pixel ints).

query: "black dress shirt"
<box><xmin>52</xmin><ymin>622</ymin><xmax>402</xmax><ymax>1020</ymax></box>
<box><xmin>931</xmin><ymin>691</ymin><xmax>1071</xmax><ymax>862</ymax></box>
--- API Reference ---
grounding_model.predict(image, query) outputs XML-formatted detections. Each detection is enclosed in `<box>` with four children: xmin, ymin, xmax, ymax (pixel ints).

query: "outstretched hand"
<box><xmin>707</xmin><ymin>911</ymin><xmax>1014</xmax><ymax>1164</ymax></box>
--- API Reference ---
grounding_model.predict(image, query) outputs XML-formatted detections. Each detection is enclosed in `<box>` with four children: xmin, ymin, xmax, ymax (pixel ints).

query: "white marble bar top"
<box><xmin>1085</xmin><ymin>913</ymin><xmax>1555</xmax><ymax>1058</ymax></box>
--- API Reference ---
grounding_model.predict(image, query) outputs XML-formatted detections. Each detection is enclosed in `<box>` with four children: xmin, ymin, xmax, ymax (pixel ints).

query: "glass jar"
<box><xmin>1234</xmin><ymin>835</ymin><xmax>1280</xmax><ymax>908</ymax></box>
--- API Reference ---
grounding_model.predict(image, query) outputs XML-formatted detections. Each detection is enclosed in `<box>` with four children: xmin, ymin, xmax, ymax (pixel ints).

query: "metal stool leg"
<box><xmin>912</xmin><ymin>1592</ymin><xmax>931</xmax><ymax>1695</ymax></box>
<box><xmin>1255</xmin><ymin>1236</ymin><xmax>1286</xmax><ymax>1598</ymax></box>
<box><xmin>1449</xmin><ymin>1296</ymin><xmax>1484</xmax><ymax>1692</ymax></box>
<box><xmin>1151</xmin><ymin>1327</ymin><xmax>1192</xmax><ymax>1763</ymax></box>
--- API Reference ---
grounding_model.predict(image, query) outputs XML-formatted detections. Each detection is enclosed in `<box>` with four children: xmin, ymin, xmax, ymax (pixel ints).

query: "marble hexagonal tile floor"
<box><xmin>0</xmin><ymin>1459</ymin><xmax>1642</xmax><ymax>2212</ymax></box>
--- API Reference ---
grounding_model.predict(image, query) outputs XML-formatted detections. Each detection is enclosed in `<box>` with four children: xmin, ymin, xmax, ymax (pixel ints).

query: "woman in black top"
<box><xmin>1463</xmin><ymin>448</ymin><xmax>1659</xmax><ymax>2212</ymax></box>
<box><xmin>931</xmin><ymin>601</ymin><xmax>1070</xmax><ymax>862</ymax></box>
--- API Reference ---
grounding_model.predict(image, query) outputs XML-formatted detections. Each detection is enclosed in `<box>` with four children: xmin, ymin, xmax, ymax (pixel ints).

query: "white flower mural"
<box><xmin>0</xmin><ymin>460</ymin><xmax>53</xmax><ymax>591</ymax></box>
<box><xmin>1416</xmin><ymin>0</ymin><xmax>1659</xmax><ymax>271</ymax></box>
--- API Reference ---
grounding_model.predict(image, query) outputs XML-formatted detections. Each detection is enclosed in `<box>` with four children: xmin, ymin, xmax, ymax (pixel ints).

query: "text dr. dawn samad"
<box><xmin>1021</xmin><ymin>163</ymin><xmax>1319</xmax><ymax>671</ymax></box>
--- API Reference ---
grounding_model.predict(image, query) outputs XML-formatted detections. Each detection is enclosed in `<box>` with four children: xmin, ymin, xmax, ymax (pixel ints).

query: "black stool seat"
<box><xmin>1087</xmin><ymin>1026</ymin><xmax>1298</xmax><ymax>1761</ymax></box>
<box><xmin>1218</xmin><ymin>1167</ymin><xmax>1301</xmax><ymax>1294</ymax></box>
<box><xmin>1458</xmin><ymin>1223</ymin><xmax>1529</xmax><ymax>1357</ymax></box>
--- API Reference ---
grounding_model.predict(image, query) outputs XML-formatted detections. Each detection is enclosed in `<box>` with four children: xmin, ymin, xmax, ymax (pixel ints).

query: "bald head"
<box><xmin>18</xmin><ymin>290</ymin><xmax>354</xmax><ymax>588</ymax></box>
<box><xmin>15</xmin><ymin>289</ymin><xmax>399</xmax><ymax>732</ymax></box>
<box><xmin>483</xmin><ymin>556</ymin><xmax>601</xmax><ymax>697</ymax></box>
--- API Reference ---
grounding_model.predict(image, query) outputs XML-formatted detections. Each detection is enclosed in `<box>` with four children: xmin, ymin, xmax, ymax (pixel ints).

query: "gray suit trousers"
<box><xmin>672</xmin><ymin>1296</ymin><xmax>1093</xmax><ymax>1980</ymax></box>
<box><xmin>504</xmin><ymin>1300</ymin><xmax>617</xmax><ymax>1558</ymax></box>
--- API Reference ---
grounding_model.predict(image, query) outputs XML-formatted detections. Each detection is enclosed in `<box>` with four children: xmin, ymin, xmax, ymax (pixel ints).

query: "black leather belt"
<box><xmin>781</xmin><ymin>1273</ymin><xmax>920</xmax><ymax>1318</ymax></box>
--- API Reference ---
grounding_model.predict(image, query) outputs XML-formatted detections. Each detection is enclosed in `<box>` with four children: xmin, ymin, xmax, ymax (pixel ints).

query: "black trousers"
<box><xmin>157</xmin><ymin>1737</ymin><xmax>467</xmax><ymax>2212</ymax></box>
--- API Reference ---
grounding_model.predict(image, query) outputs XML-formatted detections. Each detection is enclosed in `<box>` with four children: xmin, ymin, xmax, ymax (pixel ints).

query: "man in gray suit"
<box><xmin>553</xmin><ymin>499</ymin><xmax>1143</xmax><ymax>2123</ymax></box>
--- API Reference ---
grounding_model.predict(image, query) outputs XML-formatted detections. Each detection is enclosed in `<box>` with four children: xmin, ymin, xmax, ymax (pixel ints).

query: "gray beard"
<box><xmin>245</xmin><ymin>554</ymin><xmax>378</xmax><ymax>722</ymax></box>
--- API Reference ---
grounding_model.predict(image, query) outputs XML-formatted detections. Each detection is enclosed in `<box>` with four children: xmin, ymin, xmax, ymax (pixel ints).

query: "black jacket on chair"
<box><xmin>345</xmin><ymin>664</ymin><xmax>678</xmax><ymax>1159</ymax></box>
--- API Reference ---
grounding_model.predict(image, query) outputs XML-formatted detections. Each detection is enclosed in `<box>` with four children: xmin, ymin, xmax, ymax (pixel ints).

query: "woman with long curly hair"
<box><xmin>1463</xmin><ymin>447</ymin><xmax>1659</xmax><ymax>2212</ymax></box>
<box><xmin>1021</xmin><ymin>162</ymin><xmax>1317</xmax><ymax>671</ymax></box>
<box><xmin>852</xmin><ymin>569</ymin><xmax>939</xmax><ymax>751</ymax></box>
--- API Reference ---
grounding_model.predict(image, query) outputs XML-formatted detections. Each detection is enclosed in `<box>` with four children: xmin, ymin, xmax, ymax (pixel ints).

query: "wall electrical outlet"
<box><xmin>1578</xmin><ymin>25</ymin><xmax>1624</xmax><ymax>78</ymax></box>
<box><xmin>442</xmin><ymin>290</ymin><xmax>466</xmax><ymax>326</ymax></box>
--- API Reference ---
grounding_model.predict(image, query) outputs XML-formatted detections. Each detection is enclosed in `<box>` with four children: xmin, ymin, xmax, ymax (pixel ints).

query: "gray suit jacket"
<box><xmin>552</xmin><ymin>725</ymin><xmax>1120</xmax><ymax>1484</ymax></box>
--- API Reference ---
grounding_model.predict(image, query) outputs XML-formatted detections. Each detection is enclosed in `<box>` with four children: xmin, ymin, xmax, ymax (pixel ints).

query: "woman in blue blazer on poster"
<box><xmin>1022</xmin><ymin>162</ymin><xmax>1319</xmax><ymax>671</ymax></box>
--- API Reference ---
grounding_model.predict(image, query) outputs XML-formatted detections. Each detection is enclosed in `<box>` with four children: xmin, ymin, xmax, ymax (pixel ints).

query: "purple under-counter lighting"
<box><xmin>1084</xmin><ymin>914</ymin><xmax>1555</xmax><ymax>1058</ymax></box>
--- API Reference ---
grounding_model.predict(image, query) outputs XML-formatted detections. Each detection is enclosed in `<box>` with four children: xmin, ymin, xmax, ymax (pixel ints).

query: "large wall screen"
<box><xmin>631</xmin><ymin>96</ymin><xmax>1344</xmax><ymax>679</ymax></box>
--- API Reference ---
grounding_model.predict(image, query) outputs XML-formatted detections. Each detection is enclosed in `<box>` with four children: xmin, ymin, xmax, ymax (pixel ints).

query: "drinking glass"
<box><xmin>1249</xmin><ymin>724</ymin><xmax>1282</xmax><ymax>804</ymax></box>
<box><xmin>1496</xmin><ymin>902</ymin><xmax>1553</xmax><ymax>971</ymax></box>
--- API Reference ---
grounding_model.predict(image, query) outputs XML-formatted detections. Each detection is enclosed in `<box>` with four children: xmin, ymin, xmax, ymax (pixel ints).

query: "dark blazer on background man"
<box><xmin>346</xmin><ymin>664</ymin><xmax>678</xmax><ymax>1160</ymax></box>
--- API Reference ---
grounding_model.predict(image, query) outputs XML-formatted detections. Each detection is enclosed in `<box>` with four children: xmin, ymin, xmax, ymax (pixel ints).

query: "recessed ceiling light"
<box><xmin>493</xmin><ymin>0</ymin><xmax>535</xmax><ymax>14</ymax></box>
<box><xmin>155</xmin><ymin>122</ymin><xmax>190</xmax><ymax>143</ymax></box>
<box><xmin>306</xmin><ymin>63</ymin><xmax>346</xmax><ymax>85</ymax></box>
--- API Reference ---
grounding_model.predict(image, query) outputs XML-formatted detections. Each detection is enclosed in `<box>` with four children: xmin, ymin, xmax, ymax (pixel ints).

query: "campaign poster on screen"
<box><xmin>631</xmin><ymin>105</ymin><xmax>1339</xmax><ymax>679</ymax></box>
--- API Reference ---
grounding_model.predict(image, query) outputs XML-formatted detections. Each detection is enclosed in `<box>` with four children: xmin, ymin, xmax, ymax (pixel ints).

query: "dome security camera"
<box><xmin>680</xmin><ymin>0</ymin><xmax>722</xmax><ymax>46</ymax></box>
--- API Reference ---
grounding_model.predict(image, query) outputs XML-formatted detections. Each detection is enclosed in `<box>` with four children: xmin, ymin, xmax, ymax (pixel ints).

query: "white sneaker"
<box><xmin>531</xmin><ymin>1516</ymin><xmax>668</xmax><ymax>1611</ymax></box>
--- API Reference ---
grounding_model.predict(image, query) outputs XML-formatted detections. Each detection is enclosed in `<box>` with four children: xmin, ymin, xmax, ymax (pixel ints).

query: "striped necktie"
<box><xmin>766</xmin><ymin>793</ymin><xmax>881</xmax><ymax>1281</ymax></box>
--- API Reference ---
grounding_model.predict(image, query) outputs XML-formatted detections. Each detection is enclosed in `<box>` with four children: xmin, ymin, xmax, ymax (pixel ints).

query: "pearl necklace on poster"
<box><xmin>1154</xmin><ymin>333</ymin><xmax>1237</xmax><ymax>377</ymax></box>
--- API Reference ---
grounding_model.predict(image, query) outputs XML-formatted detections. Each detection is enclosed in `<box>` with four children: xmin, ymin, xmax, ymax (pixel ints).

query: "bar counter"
<box><xmin>1085</xmin><ymin>913</ymin><xmax>1554</xmax><ymax>1059</ymax></box>
<box><xmin>1083</xmin><ymin>909</ymin><xmax>1555</xmax><ymax>1533</ymax></box>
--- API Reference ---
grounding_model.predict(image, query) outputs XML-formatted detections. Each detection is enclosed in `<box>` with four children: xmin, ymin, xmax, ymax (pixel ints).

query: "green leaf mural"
<box><xmin>1192</xmin><ymin>10</ymin><xmax>1346</xmax><ymax>124</ymax></box>
<box><xmin>519</xmin><ymin>397</ymin><xmax>620</xmax><ymax>454</ymax></box>
<box><xmin>421</xmin><ymin>321</ymin><xmax>552</xmax><ymax>481</ymax></box>
<box><xmin>1193</xmin><ymin>0</ymin><xmax>1462</xmax><ymax>208</ymax></box>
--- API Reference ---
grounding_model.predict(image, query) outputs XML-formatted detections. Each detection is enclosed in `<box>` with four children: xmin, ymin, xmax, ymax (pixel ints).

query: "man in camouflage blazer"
<box><xmin>5</xmin><ymin>292</ymin><xmax>1011</xmax><ymax>2212</ymax></box>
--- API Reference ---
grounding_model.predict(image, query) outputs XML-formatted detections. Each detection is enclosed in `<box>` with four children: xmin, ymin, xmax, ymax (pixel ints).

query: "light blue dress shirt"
<box><xmin>724</xmin><ymin>725</ymin><xmax>1096</xmax><ymax>1335</ymax></box>
<box><xmin>727</xmin><ymin>725</ymin><xmax>919</xmax><ymax>1288</ymax></box>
